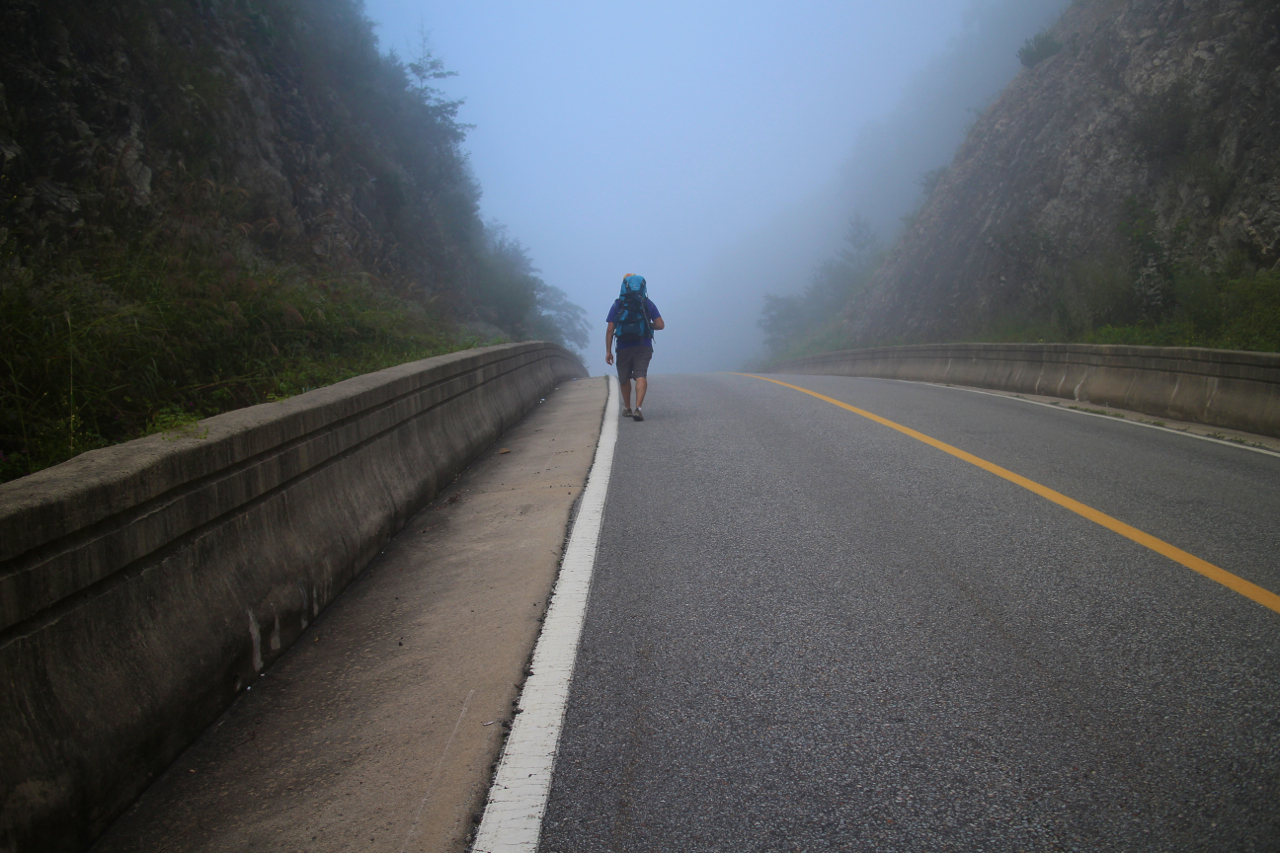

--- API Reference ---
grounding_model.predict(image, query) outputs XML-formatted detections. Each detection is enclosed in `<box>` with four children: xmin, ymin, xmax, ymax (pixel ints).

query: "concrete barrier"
<box><xmin>0</xmin><ymin>342</ymin><xmax>586</xmax><ymax>853</ymax></box>
<box><xmin>771</xmin><ymin>343</ymin><xmax>1280</xmax><ymax>437</ymax></box>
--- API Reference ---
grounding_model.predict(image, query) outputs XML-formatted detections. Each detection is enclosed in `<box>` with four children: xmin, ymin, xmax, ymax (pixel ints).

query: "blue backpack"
<box><xmin>613</xmin><ymin>274</ymin><xmax>652</xmax><ymax>343</ymax></box>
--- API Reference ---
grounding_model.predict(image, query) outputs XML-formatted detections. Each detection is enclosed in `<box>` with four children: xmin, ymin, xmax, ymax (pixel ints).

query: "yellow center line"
<box><xmin>740</xmin><ymin>373</ymin><xmax>1280</xmax><ymax>616</ymax></box>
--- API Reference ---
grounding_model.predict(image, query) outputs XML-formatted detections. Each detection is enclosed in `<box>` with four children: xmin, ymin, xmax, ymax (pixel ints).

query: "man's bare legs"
<box><xmin>618</xmin><ymin>378</ymin><xmax>647</xmax><ymax>410</ymax></box>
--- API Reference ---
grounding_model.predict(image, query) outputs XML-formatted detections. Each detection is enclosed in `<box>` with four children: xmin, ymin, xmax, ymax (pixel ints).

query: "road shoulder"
<box><xmin>92</xmin><ymin>376</ymin><xmax>609</xmax><ymax>853</ymax></box>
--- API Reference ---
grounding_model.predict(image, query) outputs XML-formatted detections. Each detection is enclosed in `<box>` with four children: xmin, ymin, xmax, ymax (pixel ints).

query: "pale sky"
<box><xmin>362</xmin><ymin>0</ymin><xmax>1068</xmax><ymax>371</ymax></box>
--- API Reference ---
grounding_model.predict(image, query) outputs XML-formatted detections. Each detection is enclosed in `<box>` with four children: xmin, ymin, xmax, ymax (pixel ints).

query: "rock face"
<box><xmin>0</xmin><ymin>0</ymin><xmax>479</xmax><ymax>308</ymax></box>
<box><xmin>850</xmin><ymin>0</ymin><xmax>1280</xmax><ymax>344</ymax></box>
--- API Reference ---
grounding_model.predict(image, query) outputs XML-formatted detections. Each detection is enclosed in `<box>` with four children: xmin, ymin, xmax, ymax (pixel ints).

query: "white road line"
<box><xmin>937</xmin><ymin>381</ymin><xmax>1280</xmax><ymax>458</ymax></box>
<box><xmin>471</xmin><ymin>376</ymin><xmax>619</xmax><ymax>853</ymax></box>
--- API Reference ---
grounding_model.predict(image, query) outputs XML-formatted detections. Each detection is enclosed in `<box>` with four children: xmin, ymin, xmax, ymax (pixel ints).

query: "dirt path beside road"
<box><xmin>93</xmin><ymin>376</ymin><xmax>609</xmax><ymax>853</ymax></box>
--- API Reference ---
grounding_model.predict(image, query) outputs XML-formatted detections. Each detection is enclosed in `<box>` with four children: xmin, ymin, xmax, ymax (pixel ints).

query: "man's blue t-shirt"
<box><xmin>606</xmin><ymin>298</ymin><xmax>661</xmax><ymax>351</ymax></box>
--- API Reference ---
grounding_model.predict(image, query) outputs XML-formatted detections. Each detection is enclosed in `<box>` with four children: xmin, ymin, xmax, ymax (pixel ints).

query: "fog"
<box><xmin>363</xmin><ymin>0</ymin><xmax>1070</xmax><ymax>373</ymax></box>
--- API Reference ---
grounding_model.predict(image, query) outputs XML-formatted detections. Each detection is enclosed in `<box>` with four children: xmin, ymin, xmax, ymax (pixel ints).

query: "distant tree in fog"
<box><xmin>471</xmin><ymin>228</ymin><xmax>588</xmax><ymax>351</ymax></box>
<box><xmin>759</xmin><ymin>216</ymin><xmax>882</xmax><ymax>359</ymax></box>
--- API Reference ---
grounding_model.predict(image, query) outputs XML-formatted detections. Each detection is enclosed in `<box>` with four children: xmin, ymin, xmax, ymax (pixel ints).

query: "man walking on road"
<box><xmin>605</xmin><ymin>273</ymin><xmax>664</xmax><ymax>421</ymax></box>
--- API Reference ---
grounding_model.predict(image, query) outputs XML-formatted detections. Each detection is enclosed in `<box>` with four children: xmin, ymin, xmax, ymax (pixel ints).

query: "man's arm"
<box><xmin>605</xmin><ymin>321</ymin><xmax>616</xmax><ymax>365</ymax></box>
<box><xmin>649</xmin><ymin>300</ymin><xmax>665</xmax><ymax>331</ymax></box>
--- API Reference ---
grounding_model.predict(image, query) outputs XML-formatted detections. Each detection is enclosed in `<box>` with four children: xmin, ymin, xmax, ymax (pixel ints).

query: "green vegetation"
<box><xmin>0</xmin><ymin>0</ymin><xmax>587</xmax><ymax>483</ymax></box>
<box><xmin>1018</xmin><ymin>30</ymin><xmax>1064</xmax><ymax>68</ymax></box>
<box><xmin>1081</xmin><ymin>267</ymin><xmax>1280</xmax><ymax>350</ymax></box>
<box><xmin>757</xmin><ymin>206</ymin><xmax>1280</xmax><ymax>366</ymax></box>
<box><xmin>0</xmin><ymin>178</ymin><xmax>468</xmax><ymax>482</ymax></box>
<box><xmin>953</xmin><ymin>188</ymin><xmax>1280</xmax><ymax>354</ymax></box>
<box><xmin>960</xmin><ymin>266</ymin><xmax>1280</xmax><ymax>353</ymax></box>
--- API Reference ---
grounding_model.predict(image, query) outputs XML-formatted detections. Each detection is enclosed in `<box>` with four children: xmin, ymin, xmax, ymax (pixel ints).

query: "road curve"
<box><xmin>540</xmin><ymin>373</ymin><xmax>1280</xmax><ymax>852</ymax></box>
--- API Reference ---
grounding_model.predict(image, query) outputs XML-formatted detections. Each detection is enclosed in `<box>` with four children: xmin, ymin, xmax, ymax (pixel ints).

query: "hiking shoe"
<box><xmin>621</xmin><ymin>408</ymin><xmax>632</xmax><ymax>418</ymax></box>
<box><xmin>633</xmin><ymin>407</ymin><xmax>644</xmax><ymax>421</ymax></box>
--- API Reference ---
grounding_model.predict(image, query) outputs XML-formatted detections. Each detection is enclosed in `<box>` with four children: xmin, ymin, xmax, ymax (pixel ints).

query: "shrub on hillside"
<box><xmin>1018</xmin><ymin>30</ymin><xmax>1063</xmax><ymax>67</ymax></box>
<box><xmin>0</xmin><ymin>187</ymin><xmax>469</xmax><ymax>483</ymax></box>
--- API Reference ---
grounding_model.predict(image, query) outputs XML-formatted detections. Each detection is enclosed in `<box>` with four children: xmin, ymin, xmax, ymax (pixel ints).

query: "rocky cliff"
<box><xmin>848</xmin><ymin>0</ymin><xmax>1280</xmax><ymax>346</ymax></box>
<box><xmin>0</xmin><ymin>0</ymin><xmax>585</xmax><ymax>482</ymax></box>
<box><xmin>0</xmin><ymin>0</ymin><xmax>483</xmax><ymax>304</ymax></box>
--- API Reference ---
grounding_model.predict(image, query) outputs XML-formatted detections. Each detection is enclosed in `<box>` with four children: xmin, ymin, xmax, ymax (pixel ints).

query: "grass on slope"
<box><xmin>755</xmin><ymin>267</ymin><xmax>1280</xmax><ymax>370</ymax></box>
<box><xmin>0</xmin><ymin>187</ymin><xmax>491</xmax><ymax>485</ymax></box>
<box><xmin>976</xmin><ymin>267</ymin><xmax>1280</xmax><ymax>352</ymax></box>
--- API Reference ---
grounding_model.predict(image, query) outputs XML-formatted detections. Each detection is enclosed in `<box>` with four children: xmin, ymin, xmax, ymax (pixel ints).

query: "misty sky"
<box><xmin>363</xmin><ymin>0</ymin><xmax>1068</xmax><ymax>373</ymax></box>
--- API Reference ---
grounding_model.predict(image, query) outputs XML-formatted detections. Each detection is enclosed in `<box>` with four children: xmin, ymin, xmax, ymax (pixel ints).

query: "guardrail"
<box><xmin>770</xmin><ymin>343</ymin><xmax>1280</xmax><ymax>437</ymax></box>
<box><xmin>0</xmin><ymin>342</ymin><xmax>586</xmax><ymax>853</ymax></box>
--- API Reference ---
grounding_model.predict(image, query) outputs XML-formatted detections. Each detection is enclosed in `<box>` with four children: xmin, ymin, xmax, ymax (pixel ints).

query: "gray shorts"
<box><xmin>616</xmin><ymin>346</ymin><xmax>653</xmax><ymax>383</ymax></box>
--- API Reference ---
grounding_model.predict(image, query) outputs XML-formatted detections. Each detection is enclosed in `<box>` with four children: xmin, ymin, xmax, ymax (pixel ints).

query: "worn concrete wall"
<box><xmin>0</xmin><ymin>342</ymin><xmax>585</xmax><ymax>853</ymax></box>
<box><xmin>772</xmin><ymin>343</ymin><xmax>1280</xmax><ymax>437</ymax></box>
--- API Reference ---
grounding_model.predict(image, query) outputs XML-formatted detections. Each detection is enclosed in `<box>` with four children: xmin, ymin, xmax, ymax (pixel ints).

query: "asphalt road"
<box><xmin>539</xmin><ymin>373</ymin><xmax>1280</xmax><ymax>853</ymax></box>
